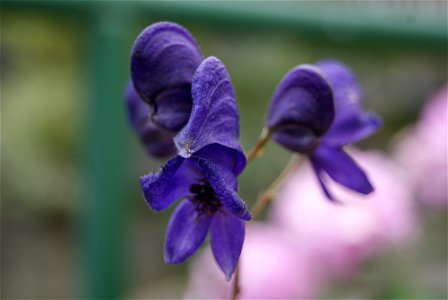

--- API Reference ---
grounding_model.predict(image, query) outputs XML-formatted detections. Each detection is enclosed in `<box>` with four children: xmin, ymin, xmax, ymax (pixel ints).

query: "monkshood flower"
<box><xmin>141</xmin><ymin>56</ymin><xmax>250</xmax><ymax>279</ymax></box>
<box><xmin>266</xmin><ymin>60</ymin><xmax>382</xmax><ymax>200</ymax></box>
<box><xmin>131</xmin><ymin>22</ymin><xmax>202</xmax><ymax>131</ymax></box>
<box><xmin>125</xmin><ymin>81</ymin><xmax>176</xmax><ymax>157</ymax></box>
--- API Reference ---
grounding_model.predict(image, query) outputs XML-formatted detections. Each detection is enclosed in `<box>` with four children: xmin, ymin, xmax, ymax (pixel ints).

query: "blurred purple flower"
<box><xmin>125</xmin><ymin>81</ymin><xmax>176</xmax><ymax>157</ymax></box>
<box><xmin>393</xmin><ymin>86</ymin><xmax>448</xmax><ymax>209</ymax></box>
<box><xmin>270</xmin><ymin>149</ymin><xmax>418</xmax><ymax>279</ymax></box>
<box><xmin>267</xmin><ymin>60</ymin><xmax>381</xmax><ymax>200</ymax></box>
<box><xmin>131</xmin><ymin>22</ymin><xmax>203</xmax><ymax>131</ymax></box>
<box><xmin>141</xmin><ymin>57</ymin><xmax>250</xmax><ymax>279</ymax></box>
<box><xmin>184</xmin><ymin>223</ymin><xmax>321</xmax><ymax>299</ymax></box>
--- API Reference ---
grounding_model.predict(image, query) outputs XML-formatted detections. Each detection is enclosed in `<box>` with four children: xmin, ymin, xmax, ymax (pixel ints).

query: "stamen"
<box><xmin>189</xmin><ymin>182</ymin><xmax>222</xmax><ymax>216</ymax></box>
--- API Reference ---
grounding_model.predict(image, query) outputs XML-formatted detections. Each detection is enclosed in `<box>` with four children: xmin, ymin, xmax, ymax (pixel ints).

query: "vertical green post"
<box><xmin>83</xmin><ymin>5</ymin><xmax>131</xmax><ymax>299</ymax></box>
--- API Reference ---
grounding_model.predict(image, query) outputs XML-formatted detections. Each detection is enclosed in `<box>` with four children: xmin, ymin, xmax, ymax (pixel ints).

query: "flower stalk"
<box><xmin>245</xmin><ymin>127</ymin><xmax>271</xmax><ymax>163</ymax></box>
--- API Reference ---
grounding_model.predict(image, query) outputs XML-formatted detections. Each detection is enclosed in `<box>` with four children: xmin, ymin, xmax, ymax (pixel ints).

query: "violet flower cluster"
<box><xmin>124</xmin><ymin>21</ymin><xmax>382</xmax><ymax>281</ymax></box>
<box><xmin>126</xmin><ymin>22</ymin><xmax>249</xmax><ymax>279</ymax></box>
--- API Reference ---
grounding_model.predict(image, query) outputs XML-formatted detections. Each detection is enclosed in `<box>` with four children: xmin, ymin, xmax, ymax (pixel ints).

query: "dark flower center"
<box><xmin>189</xmin><ymin>182</ymin><xmax>222</xmax><ymax>216</ymax></box>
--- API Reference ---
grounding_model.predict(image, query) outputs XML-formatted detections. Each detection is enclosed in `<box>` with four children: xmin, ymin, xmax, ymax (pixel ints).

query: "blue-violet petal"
<box><xmin>310</xmin><ymin>146</ymin><xmax>374</xmax><ymax>195</ymax></box>
<box><xmin>125</xmin><ymin>81</ymin><xmax>176</xmax><ymax>157</ymax></box>
<box><xmin>140</xmin><ymin>157</ymin><xmax>202</xmax><ymax>211</ymax></box>
<box><xmin>194</xmin><ymin>157</ymin><xmax>251</xmax><ymax>221</ymax></box>
<box><xmin>210</xmin><ymin>210</ymin><xmax>245</xmax><ymax>280</ymax></box>
<box><xmin>165</xmin><ymin>200</ymin><xmax>212</xmax><ymax>264</ymax></box>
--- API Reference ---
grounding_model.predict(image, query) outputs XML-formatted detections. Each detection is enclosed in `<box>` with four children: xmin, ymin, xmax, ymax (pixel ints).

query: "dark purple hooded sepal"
<box><xmin>125</xmin><ymin>81</ymin><xmax>176</xmax><ymax>157</ymax></box>
<box><xmin>131</xmin><ymin>22</ymin><xmax>203</xmax><ymax>131</ymax></box>
<box><xmin>317</xmin><ymin>60</ymin><xmax>382</xmax><ymax>146</ymax></box>
<box><xmin>266</xmin><ymin>65</ymin><xmax>335</xmax><ymax>153</ymax></box>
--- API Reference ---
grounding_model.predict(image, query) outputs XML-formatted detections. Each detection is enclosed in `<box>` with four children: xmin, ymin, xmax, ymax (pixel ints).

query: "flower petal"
<box><xmin>140</xmin><ymin>156</ymin><xmax>202</xmax><ymax>211</ymax></box>
<box><xmin>266</xmin><ymin>65</ymin><xmax>334</xmax><ymax>153</ymax></box>
<box><xmin>194</xmin><ymin>143</ymin><xmax>246</xmax><ymax>181</ymax></box>
<box><xmin>310</xmin><ymin>146</ymin><xmax>374</xmax><ymax>195</ymax></box>
<box><xmin>323</xmin><ymin>111</ymin><xmax>382</xmax><ymax>146</ymax></box>
<box><xmin>310</xmin><ymin>159</ymin><xmax>336</xmax><ymax>201</ymax></box>
<box><xmin>165</xmin><ymin>200</ymin><xmax>212</xmax><ymax>264</ymax></box>
<box><xmin>317</xmin><ymin>59</ymin><xmax>381</xmax><ymax>146</ymax></box>
<box><xmin>194</xmin><ymin>157</ymin><xmax>251</xmax><ymax>221</ymax></box>
<box><xmin>210</xmin><ymin>210</ymin><xmax>245</xmax><ymax>280</ymax></box>
<box><xmin>125</xmin><ymin>81</ymin><xmax>176</xmax><ymax>157</ymax></box>
<box><xmin>124</xmin><ymin>80</ymin><xmax>151</xmax><ymax>130</ymax></box>
<box><xmin>317</xmin><ymin>59</ymin><xmax>363</xmax><ymax>107</ymax></box>
<box><xmin>131</xmin><ymin>22</ymin><xmax>202</xmax><ymax>131</ymax></box>
<box><xmin>175</xmin><ymin>56</ymin><xmax>244</xmax><ymax>163</ymax></box>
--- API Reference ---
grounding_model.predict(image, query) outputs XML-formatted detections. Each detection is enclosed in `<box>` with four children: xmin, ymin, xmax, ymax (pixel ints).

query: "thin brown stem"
<box><xmin>230</xmin><ymin>154</ymin><xmax>304</xmax><ymax>300</ymax></box>
<box><xmin>250</xmin><ymin>154</ymin><xmax>303</xmax><ymax>219</ymax></box>
<box><xmin>245</xmin><ymin>128</ymin><xmax>271</xmax><ymax>163</ymax></box>
<box><xmin>230</xmin><ymin>263</ymin><xmax>241</xmax><ymax>300</ymax></box>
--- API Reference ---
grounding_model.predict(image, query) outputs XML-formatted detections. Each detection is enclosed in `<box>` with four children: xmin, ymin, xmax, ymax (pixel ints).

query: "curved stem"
<box><xmin>230</xmin><ymin>154</ymin><xmax>304</xmax><ymax>300</ymax></box>
<box><xmin>250</xmin><ymin>154</ymin><xmax>303</xmax><ymax>219</ymax></box>
<box><xmin>230</xmin><ymin>263</ymin><xmax>241</xmax><ymax>300</ymax></box>
<box><xmin>245</xmin><ymin>128</ymin><xmax>271</xmax><ymax>163</ymax></box>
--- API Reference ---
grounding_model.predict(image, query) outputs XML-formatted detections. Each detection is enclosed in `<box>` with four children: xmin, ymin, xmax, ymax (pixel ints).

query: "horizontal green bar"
<box><xmin>2</xmin><ymin>1</ymin><xmax>447</xmax><ymax>46</ymax></box>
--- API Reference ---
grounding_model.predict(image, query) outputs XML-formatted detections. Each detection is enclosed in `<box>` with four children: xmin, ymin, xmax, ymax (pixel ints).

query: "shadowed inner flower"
<box><xmin>189</xmin><ymin>182</ymin><xmax>222</xmax><ymax>217</ymax></box>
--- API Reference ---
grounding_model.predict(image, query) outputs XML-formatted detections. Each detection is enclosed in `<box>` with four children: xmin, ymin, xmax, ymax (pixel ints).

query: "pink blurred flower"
<box><xmin>393</xmin><ymin>86</ymin><xmax>448</xmax><ymax>209</ymax></box>
<box><xmin>269</xmin><ymin>149</ymin><xmax>418</xmax><ymax>279</ymax></box>
<box><xmin>184</xmin><ymin>223</ymin><xmax>321</xmax><ymax>299</ymax></box>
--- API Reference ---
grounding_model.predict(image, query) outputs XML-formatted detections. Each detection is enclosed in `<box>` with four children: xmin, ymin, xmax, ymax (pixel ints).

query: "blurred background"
<box><xmin>1</xmin><ymin>1</ymin><xmax>447</xmax><ymax>299</ymax></box>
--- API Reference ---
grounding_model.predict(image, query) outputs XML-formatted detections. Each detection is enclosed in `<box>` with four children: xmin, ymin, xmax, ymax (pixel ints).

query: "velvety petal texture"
<box><xmin>175</xmin><ymin>56</ymin><xmax>246</xmax><ymax>169</ymax></box>
<box><xmin>210</xmin><ymin>211</ymin><xmax>245</xmax><ymax>280</ymax></box>
<box><xmin>317</xmin><ymin>60</ymin><xmax>382</xmax><ymax>146</ymax></box>
<box><xmin>194</xmin><ymin>158</ymin><xmax>251</xmax><ymax>221</ymax></box>
<box><xmin>323</xmin><ymin>110</ymin><xmax>382</xmax><ymax>146</ymax></box>
<box><xmin>310</xmin><ymin>146</ymin><xmax>373</xmax><ymax>197</ymax></box>
<box><xmin>165</xmin><ymin>200</ymin><xmax>212</xmax><ymax>264</ymax></box>
<box><xmin>125</xmin><ymin>81</ymin><xmax>176</xmax><ymax>157</ymax></box>
<box><xmin>141</xmin><ymin>157</ymin><xmax>202</xmax><ymax>211</ymax></box>
<box><xmin>131</xmin><ymin>22</ymin><xmax>203</xmax><ymax>131</ymax></box>
<box><xmin>267</xmin><ymin>65</ymin><xmax>335</xmax><ymax>153</ymax></box>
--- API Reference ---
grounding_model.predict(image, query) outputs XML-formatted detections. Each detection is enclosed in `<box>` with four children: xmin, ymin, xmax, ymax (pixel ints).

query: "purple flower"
<box><xmin>125</xmin><ymin>81</ymin><xmax>176</xmax><ymax>157</ymax></box>
<box><xmin>131</xmin><ymin>22</ymin><xmax>203</xmax><ymax>131</ymax></box>
<box><xmin>140</xmin><ymin>57</ymin><xmax>250</xmax><ymax>279</ymax></box>
<box><xmin>267</xmin><ymin>60</ymin><xmax>381</xmax><ymax>200</ymax></box>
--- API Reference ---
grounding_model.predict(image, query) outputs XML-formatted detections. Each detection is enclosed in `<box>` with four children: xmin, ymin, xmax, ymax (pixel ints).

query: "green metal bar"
<box><xmin>83</xmin><ymin>5</ymin><xmax>132</xmax><ymax>299</ymax></box>
<box><xmin>3</xmin><ymin>1</ymin><xmax>447</xmax><ymax>47</ymax></box>
<box><xmin>137</xmin><ymin>1</ymin><xmax>447</xmax><ymax>47</ymax></box>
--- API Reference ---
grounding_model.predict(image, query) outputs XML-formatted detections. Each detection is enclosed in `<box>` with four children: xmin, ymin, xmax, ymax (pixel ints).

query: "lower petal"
<box><xmin>310</xmin><ymin>159</ymin><xmax>336</xmax><ymax>201</ymax></box>
<box><xmin>310</xmin><ymin>146</ymin><xmax>374</xmax><ymax>196</ymax></box>
<box><xmin>210</xmin><ymin>210</ymin><xmax>245</xmax><ymax>280</ymax></box>
<box><xmin>165</xmin><ymin>200</ymin><xmax>212</xmax><ymax>264</ymax></box>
